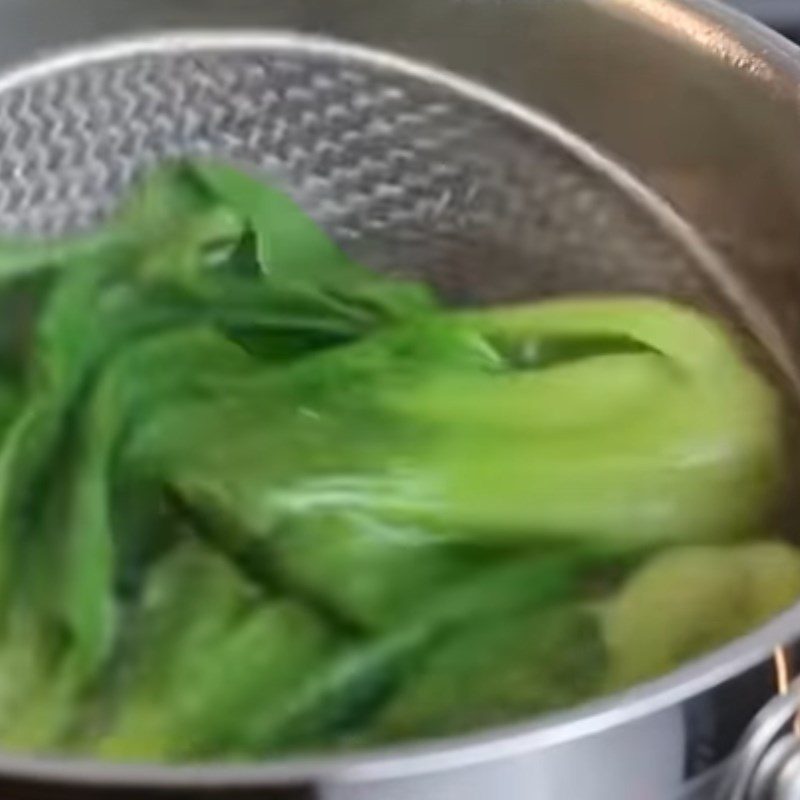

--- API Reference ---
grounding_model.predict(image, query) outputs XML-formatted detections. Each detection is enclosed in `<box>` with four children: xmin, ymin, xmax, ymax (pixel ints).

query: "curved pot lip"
<box><xmin>0</xmin><ymin>2</ymin><xmax>798</xmax><ymax>787</ymax></box>
<box><xmin>601</xmin><ymin>0</ymin><xmax>800</xmax><ymax>101</ymax></box>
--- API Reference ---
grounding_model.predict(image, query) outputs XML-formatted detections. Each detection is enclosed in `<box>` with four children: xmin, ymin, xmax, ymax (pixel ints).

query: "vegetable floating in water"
<box><xmin>0</xmin><ymin>160</ymin><xmax>788</xmax><ymax>760</ymax></box>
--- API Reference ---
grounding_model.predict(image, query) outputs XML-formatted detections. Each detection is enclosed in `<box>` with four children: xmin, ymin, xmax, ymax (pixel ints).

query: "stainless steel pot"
<box><xmin>0</xmin><ymin>1</ymin><xmax>799</xmax><ymax>799</ymax></box>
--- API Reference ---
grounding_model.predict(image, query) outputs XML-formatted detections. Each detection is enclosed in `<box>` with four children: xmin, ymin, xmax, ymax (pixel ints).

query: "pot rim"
<box><xmin>0</xmin><ymin>3</ymin><xmax>798</xmax><ymax>786</ymax></box>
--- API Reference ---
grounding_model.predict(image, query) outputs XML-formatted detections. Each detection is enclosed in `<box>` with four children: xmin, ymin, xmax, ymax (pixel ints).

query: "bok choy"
<box><xmin>0</xmin><ymin>160</ymin><xmax>788</xmax><ymax>761</ymax></box>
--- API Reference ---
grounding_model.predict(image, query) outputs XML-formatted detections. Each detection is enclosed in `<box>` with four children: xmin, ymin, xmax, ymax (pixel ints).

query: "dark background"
<box><xmin>733</xmin><ymin>0</ymin><xmax>800</xmax><ymax>40</ymax></box>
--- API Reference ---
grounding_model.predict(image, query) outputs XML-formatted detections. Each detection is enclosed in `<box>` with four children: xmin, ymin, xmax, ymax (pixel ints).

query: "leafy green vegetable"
<box><xmin>256</xmin><ymin>552</ymin><xmax>579</xmax><ymax>752</ymax></box>
<box><xmin>135</xmin><ymin>298</ymin><xmax>780</xmax><ymax>552</ymax></box>
<box><xmin>603</xmin><ymin>542</ymin><xmax>800</xmax><ymax>686</ymax></box>
<box><xmin>405</xmin><ymin>299</ymin><xmax>781</xmax><ymax>544</ymax></box>
<box><xmin>372</xmin><ymin>605</ymin><xmax>604</xmax><ymax>741</ymax></box>
<box><xmin>262</xmin><ymin>513</ymin><xmax>495</xmax><ymax>631</ymax></box>
<box><xmin>0</xmin><ymin>613</ymin><xmax>83</xmax><ymax>751</ymax></box>
<box><xmin>193</xmin><ymin>162</ymin><xmax>436</xmax><ymax>327</ymax></box>
<box><xmin>94</xmin><ymin>540</ymin><xmax>337</xmax><ymax>761</ymax></box>
<box><xmin>0</xmin><ymin>158</ymin><xmax>786</xmax><ymax>762</ymax></box>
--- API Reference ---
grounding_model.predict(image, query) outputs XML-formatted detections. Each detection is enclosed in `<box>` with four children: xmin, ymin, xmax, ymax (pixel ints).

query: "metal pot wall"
<box><xmin>0</xmin><ymin>1</ymin><xmax>800</xmax><ymax>799</ymax></box>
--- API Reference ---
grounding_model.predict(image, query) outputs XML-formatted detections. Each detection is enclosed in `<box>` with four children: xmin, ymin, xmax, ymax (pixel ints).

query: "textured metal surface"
<box><xmin>0</xmin><ymin>36</ymin><xmax>726</xmax><ymax>315</ymax></box>
<box><xmin>0</xmin><ymin>19</ymin><xmax>797</xmax><ymax>800</ymax></box>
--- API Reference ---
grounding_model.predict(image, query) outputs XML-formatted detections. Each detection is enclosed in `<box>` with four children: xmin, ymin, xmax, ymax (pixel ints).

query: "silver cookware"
<box><xmin>0</xmin><ymin>1</ymin><xmax>798</xmax><ymax>798</ymax></box>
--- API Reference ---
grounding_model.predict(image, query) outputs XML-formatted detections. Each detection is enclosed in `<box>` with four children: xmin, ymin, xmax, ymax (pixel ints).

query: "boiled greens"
<box><xmin>0</xmin><ymin>160</ymin><xmax>788</xmax><ymax>761</ymax></box>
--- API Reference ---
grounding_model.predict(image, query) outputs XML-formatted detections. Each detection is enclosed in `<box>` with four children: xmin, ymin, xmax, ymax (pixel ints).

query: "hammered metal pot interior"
<box><xmin>0</xmin><ymin>28</ymin><xmax>799</xmax><ymax>800</ymax></box>
<box><xmin>0</xmin><ymin>36</ymin><xmax>754</xmax><ymax>314</ymax></box>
